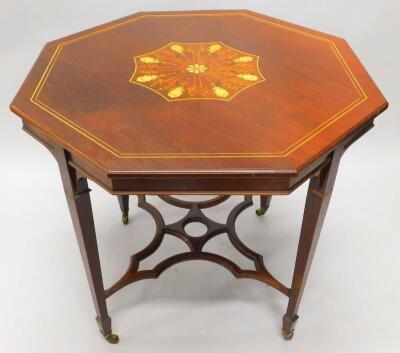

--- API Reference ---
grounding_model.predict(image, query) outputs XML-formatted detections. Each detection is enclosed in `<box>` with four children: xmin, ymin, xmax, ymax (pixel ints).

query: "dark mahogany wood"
<box><xmin>10</xmin><ymin>10</ymin><xmax>387</xmax><ymax>194</ymax></box>
<box><xmin>260</xmin><ymin>196</ymin><xmax>272</xmax><ymax>209</ymax></box>
<box><xmin>54</xmin><ymin>147</ymin><xmax>115</xmax><ymax>339</ymax></box>
<box><xmin>282</xmin><ymin>147</ymin><xmax>343</xmax><ymax>338</ymax></box>
<box><xmin>105</xmin><ymin>195</ymin><xmax>289</xmax><ymax>298</ymax></box>
<box><xmin>10</xmin><ymin>9</ymin><xmax>388</xmax><ymax>343</ymax></box>
<box><xmin>117</xmin><ymin>195</ymin><xmax>129</xmax><ymax>224</ymax></box>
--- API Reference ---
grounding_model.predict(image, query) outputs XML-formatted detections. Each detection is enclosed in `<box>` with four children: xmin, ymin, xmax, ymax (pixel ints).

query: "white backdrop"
<box><xmin>1</xmin><ymin>1</ymin><xmax>399</xmax><ymax>353</ymax></box>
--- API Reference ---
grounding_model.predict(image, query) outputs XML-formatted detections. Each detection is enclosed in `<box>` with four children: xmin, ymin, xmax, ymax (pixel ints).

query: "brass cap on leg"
<box><xmin>256</xmin><ymin>207</ymin><xmax>268</xmax><ymax>216</ymax></box>
<box><xmin>105</xmin><ymin>332</ymin><xmax>119</xmax><ymax>344</ymax></box>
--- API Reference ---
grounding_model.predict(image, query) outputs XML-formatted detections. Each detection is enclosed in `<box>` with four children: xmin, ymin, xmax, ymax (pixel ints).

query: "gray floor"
<box><xmin>1</xmin><ymin>1</ymin><xmax>399</xmax><ymax>352</ymax></box>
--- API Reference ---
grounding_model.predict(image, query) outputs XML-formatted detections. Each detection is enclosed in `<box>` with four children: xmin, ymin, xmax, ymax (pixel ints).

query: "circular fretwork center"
<box><xmin>184</xmin><ymin>222</ymin><xmax>208</xmax><ymax>237</ymax></box>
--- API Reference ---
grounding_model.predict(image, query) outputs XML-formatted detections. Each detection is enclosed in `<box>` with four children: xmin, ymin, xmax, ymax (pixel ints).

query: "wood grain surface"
<box><xmin>11</xmin><ymin>10</ymin><xmax>388</xmax><ymax>193</ymax></box>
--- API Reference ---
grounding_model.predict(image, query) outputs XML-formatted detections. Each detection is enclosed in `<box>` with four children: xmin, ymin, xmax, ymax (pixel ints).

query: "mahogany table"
<box><xmin>10</xmin><ymin>10</ymin><xmax>388</xmax><ymax>343</ymax></box>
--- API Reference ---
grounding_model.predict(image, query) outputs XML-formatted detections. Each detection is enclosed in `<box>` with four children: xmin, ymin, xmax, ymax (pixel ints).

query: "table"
<box><xmin>10</xmin><ymin>10</ymin><xmax>388</xmax><ymax>343</ymax></box>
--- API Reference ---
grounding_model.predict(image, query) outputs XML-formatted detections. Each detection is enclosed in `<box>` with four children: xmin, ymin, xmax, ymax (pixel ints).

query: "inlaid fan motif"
<box><xmin>130</xmin><ymin>42</ymin><xmax>265</xmax><ymax>101</ymax></box>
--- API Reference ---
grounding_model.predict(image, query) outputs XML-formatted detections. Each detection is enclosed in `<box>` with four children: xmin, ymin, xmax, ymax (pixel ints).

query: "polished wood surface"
<box><xmin>11</xmin><ymin>10</ymin><xmax>387</xmax><ymax>194</ymax></box>
<box><xmin>54</xmin><ymin>147</ymin><xmax>114</xmax><ymax>339</ymax></box>
<box><xmin>105</xmin><ymin>195</ymin><xmax>289</xmax><ymax>299</ymax></box>
<box><xmin>10</xmin><ymin>10</ymin><xmax>389</xmax><ymax>343</ymax></box>
<box><xmin>283</xmin><ymin>146</ymin><xmax>343</xmax><ymax>338</ymax></box>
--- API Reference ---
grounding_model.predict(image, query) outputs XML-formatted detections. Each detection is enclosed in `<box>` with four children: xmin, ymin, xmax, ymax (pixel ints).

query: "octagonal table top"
<box><xmin>11</xmin><ymin>10</ymin><xmax>388</xmax><ymax>179</ymax></box>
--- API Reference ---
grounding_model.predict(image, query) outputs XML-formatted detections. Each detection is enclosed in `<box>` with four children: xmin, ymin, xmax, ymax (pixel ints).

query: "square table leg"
<box><xmin>282</xmin><ymin>148</ymin><xmax>343</xmax><ymax>339</ymax></box>
<box><xmin>117</xmin><ymin>195</ymin><xmax>130</xmax><ymax>224</ymax></box>
<box><xmin>55</xmin><ymin>148</ymin><xmax>119</xmax><ymax>344</ymax></box>
<box><xmin>256</xmin><ymin>195</ymin><xmax>272</xmax><ymax>216</ymax></box>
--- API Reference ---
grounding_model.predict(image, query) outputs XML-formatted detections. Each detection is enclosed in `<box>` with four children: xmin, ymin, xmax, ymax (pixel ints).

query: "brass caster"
<box><xmin>105</xmin><ymin>332</ymin><xmax>120</xmax><ymax>344</ymax></box>
<box><xmin>282</xmin><ymin>330</ymin><xmax>294</xmax><ymax>340</ymax></box>
<box><xmin>122</xmin><ymin>213</ymin><xmax>129</xmax><ymax>225</ymax></box>
<box><xmin>256</xmin><ymin>207</ymin><xmax>268</xmax><ymax>216</ymax></box>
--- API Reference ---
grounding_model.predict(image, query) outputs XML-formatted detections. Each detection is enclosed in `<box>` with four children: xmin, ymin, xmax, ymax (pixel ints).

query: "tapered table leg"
<box><xmin>282</xmin><ymin>149</ymin><xmax>343</xmax><ymax>339</ymax></box>
<box><xmin>55</xmin><ymin>148</ymin><xmax>119</xmax><ymax>343</ymax></box>
<box><xmin>117</xmin><ymin>195</ymin><xmax>130</xmax><ymax>225</ymax></box>
<box><xmin>256</xmin><ymin>195</ymin><xmax>272</xmax><ymax>215</ymax></box>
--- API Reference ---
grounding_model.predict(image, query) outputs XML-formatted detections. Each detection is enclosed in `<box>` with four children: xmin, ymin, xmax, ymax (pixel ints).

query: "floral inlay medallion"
<box><xmin>129</xmin><ymin>42</ymin><xmax>265</xmax><ymax>101</ymax></box>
